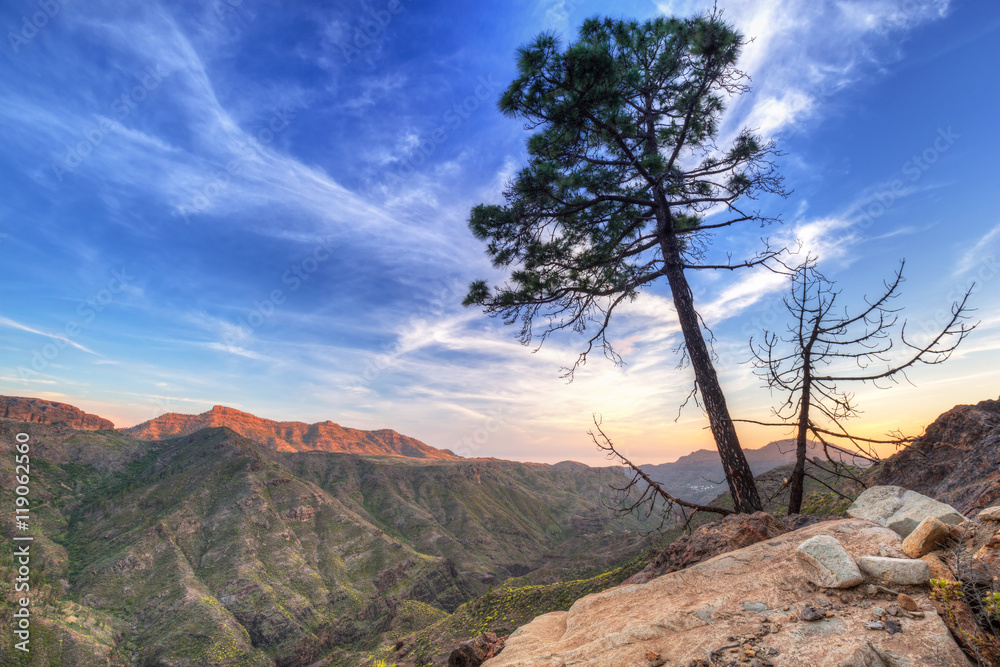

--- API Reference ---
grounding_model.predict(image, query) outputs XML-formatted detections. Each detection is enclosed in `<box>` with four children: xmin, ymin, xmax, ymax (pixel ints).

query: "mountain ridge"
<box><xmin>0</xmin><ymin>395</ymin><xmax>114</xmax><ymax>430</ymax></box>
<box><xmin>124</xmin><ymin>402</ymin><xmax>462</xmax><ymax>460</ymax></box>
<box><xmin>0</xmin><ymin>417</ymin><xmax>659</xmax><ymax>665</ymax></box>
<box><xmin>638</xmin><ymin>438</ymin><xmax>870</xmax><ymax>504</ymax></box>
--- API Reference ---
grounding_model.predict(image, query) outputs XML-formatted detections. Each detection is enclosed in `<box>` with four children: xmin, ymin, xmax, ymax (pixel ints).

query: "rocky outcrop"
<box><xmin>869</xmin><ymin>397</ymin><xmax>1000</xmax><ymax>515</ymax></box>
<box><xmin>448</xmin><ymin>632</ymin><xmax>506</xmax><ymax>666</ymax></box>
<box><xmin>979</xmin><ymin>506</ymin><xmax>1000</xmax><ymax>521</ymax></box>
<box><xmin>623</xmin><ymin>511</ymin><xmax>789</xmax><ymax>585</ymax></box>
<box><xmin>122</xmin><ymin>404</ymin><xmax>459</xmax><ymax>459</ymax></box>
<box><xmin>483</xmin><ymin>519</ymin><xmax>970</xmax><ymax>667</ymax></box>
<box><xmin>0</xmin><ymin>395</ymin><xmax>114</xmax><ymax>430</ymax></box>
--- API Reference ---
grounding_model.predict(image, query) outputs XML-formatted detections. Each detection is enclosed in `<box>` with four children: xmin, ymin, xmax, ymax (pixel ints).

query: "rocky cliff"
<box><xmin>869</xmin><ymin>396</ymin><xmax>1000</xmax><ymax>515</ymax></box>
<box><xmin>0</xmin><ymin>395</ymin><xmax>114</xmax><ymax>430</ymax></box>
<box><xmin>123</xmin><ymin>404</ymin><xmax>459</xmax><ymax>459</ymax></box>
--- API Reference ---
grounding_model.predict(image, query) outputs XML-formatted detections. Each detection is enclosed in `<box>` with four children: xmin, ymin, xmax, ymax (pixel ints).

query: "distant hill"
<box><xmin>639</xmin><ymin>438</ymin><xmax>867</xmax><ymax>504</ymax></box>
<box><xmin>123</xmin><ymin>404</ymin><xmax>460</xmax><ymax>459</ymax></box>
<box><xmin>0</xmin><ymin>395</ymin><xmax>114</xmax><ymax>430</ymax></box>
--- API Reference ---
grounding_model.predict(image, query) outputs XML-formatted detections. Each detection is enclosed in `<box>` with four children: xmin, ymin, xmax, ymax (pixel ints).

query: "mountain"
<box><xmin>123</xmin><ymin>404</ymin><xmax>460</xmax><ymax>459</ymax></box>
<box><xmin>0</xmin><ymin>410</ymin><xmax>658</xmax><ymax>666</ymax></box>
<box><xmin>638</xmin><ymin>438</ymin><xmax>868</xmax><ymax>505</ymax></box>
<box><xmin>867</xmin><ymin>396</ymin><xmax>1000</xmax><ymax>515</ymax></box>
<box><xmin>0</xmin><ymin>395</ymin><xmax>114</xmax><ymax>430</ymax></box>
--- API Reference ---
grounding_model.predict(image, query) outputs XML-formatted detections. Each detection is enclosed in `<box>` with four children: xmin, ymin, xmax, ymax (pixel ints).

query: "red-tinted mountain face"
<box><xmin>122</xmin><ymin>404</ymin><xmax>460</xmax><ymax>459</ymax></box>
<box><xmin>0</xmin><ymin>395</ymin><xmax>114</xmax><ymax>430</ymax></box>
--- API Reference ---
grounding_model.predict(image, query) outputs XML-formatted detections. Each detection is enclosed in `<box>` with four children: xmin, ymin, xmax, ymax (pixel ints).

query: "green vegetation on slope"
<box><xmin>360</xmin><ymin>552</ymin><xmax>653</xmax><ymax>667</ymax></box>
<box><xmin>0</xmin><ymin>418</ymin><xmax>660</xmax><ymax>666</ymax></box>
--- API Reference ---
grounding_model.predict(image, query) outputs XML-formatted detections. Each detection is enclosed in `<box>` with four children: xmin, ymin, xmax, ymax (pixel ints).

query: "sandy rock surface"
<box><xmin>483</xmin><ymin>519</ymin><xmax>969</xmax><ymax>667</ymax></box>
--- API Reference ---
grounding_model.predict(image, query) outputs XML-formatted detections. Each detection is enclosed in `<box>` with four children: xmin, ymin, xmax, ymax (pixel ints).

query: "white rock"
<box><xmin>847</xmin><ymin>486</ymin><xmax>965</xmax><ymax>538</ymax></box>
<box><xmin>796</xmin><ymin>535</ymin><xmax>863</xmax><ymax>588</ymax></box>
<box><xmin>857</xmin><ymin>556</ymin><xmax>930</xmax><ymax>585</ymax></box>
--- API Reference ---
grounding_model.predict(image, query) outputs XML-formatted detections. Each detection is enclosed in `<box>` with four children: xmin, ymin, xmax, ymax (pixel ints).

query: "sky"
<box><xmin>1</xmin><ymin>0</ymin><xmax>998</xmax><ymax>466</ymax></box>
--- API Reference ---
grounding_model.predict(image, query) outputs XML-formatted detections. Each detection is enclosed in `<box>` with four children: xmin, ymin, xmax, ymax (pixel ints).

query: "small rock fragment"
<box><xmin>801</xmin><ymin>606</ymin><xmax>826</xmax><ymax>621</ymax></box>
<box><xmin>884</xmin><ymin>618</ymin><xmax>902</xmax><ymax>635</ymax></box>
<box><xmin>865</xmin><ymin>621</ymin><xmax>884</xmax><ymax>630</ymax></box>
<box><xmin>897</xmin><ymin>593</ymin><xmax>918</xmax><ymax>611</ymax></box>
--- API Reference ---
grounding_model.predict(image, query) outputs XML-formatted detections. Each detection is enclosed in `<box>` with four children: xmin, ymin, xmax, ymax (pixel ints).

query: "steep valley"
<box><xmin>0</xmin><ymin>405</ymin><xmax>659</xmax><ymax>666</ymax></box>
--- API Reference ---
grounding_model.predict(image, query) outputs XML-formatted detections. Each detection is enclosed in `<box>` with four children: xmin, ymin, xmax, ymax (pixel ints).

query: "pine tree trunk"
<box><xmin>659</xmin><ymin>232</ymin><xmax>763</xmax><ymax>514</ymax></box>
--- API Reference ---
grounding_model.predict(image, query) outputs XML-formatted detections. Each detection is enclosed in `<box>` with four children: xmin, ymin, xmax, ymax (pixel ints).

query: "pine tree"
<box><xmin>464</xmin><ymin>11</ymin><xmax>787</xmax><ymax>513</ymax></box>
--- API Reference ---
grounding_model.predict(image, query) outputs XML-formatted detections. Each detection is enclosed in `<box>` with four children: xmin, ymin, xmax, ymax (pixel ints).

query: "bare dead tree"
<box><xmin>744</xmin><ymin>257</ymin><xmax>977</xmax><ymax>515</ymax></box>
<box><xmin>589</xmin><ymin>416</ymin><xmax>733</xmax><ymax>533</ymax></box>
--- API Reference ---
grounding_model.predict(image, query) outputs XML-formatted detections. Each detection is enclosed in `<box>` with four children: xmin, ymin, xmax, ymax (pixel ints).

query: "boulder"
<box><xmin>857</xmin><ymin>556</ymin><xmax>931</xmax><ymax>585</ymax></box>
<box><xmin>902</xmin><ymin>516</ymin><xmax>952</xmax><ymax>558</ymax></box>
<box><xmin>978</xmin><ymin>506</ymin><xmax>1000</xmax><ymax>521</ymax></box>
<box><xmin>449</xmin><ymin>632</ymin><xmax>506</xmax><ymax>667</ymax></box>
<box><xmin>847</xmin><ymin>486</ymin><xmax>965</xmax><ymax>537</ymax></box>
<box><xmin>795</xmin><ymin>535</ymin><xmax>863</xmax><ymax>588</ymax></box>
<box><xmin>482</xmin><ymin>520</ymin><xmax>968</xmax><ymax>667</ymax></box>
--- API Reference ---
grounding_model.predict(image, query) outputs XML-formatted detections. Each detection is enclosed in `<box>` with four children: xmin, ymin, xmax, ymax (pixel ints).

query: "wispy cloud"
<box><xmin>0</xmin><ymin>316</ymin><xmax>99</xmax><ymax>355</ymax></box>
<box><xmin>658</xmin><ymin>0</ymin><xmax>952</xmax><ymax>140</ymax></box>
<box><xmin>954</xmin><ymin>222</ymin><xmax>1000</xmax><ymax>277</ymax></box>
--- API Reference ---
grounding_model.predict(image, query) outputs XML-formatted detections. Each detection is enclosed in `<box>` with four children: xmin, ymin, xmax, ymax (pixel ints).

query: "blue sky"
<box><xmin>1</xmin><ymin>0</ymin><xmax>997</xmax><ymax>465</ymax></box>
